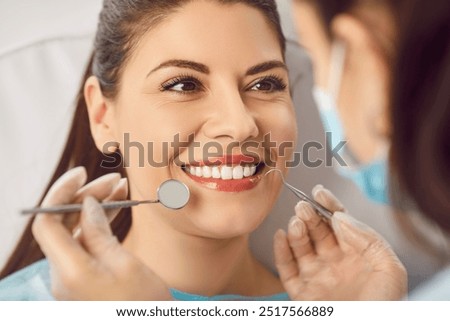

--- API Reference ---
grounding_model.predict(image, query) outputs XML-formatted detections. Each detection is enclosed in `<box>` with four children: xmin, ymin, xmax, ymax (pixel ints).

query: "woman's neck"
<box><xmin>121</xmin><ymin>207</ymin><xmax>283</xmax><ymax>297</ymax></box>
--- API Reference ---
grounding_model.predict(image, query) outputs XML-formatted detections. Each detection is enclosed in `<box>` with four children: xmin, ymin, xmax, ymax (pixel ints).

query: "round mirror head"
<box><xmin>157</xmin><ymin>179</ymin><xmax>190</xmax><ymax>210</ymax></box>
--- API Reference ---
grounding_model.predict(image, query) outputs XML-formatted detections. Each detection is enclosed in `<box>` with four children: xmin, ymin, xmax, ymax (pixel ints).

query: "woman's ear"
<box><xmin>84</xmin><ymin>76</ymin><xmax>118</xmax><ymax>153</ymax></box>
<box><xmin>331</xmin><ymin>14</ymin><xmax>391</xmax><ymax>157</ymax></box>
<box><xmin>331</xmin><ymin>14</ymin><xmax>374</xmax><ymax>50</ymax></box>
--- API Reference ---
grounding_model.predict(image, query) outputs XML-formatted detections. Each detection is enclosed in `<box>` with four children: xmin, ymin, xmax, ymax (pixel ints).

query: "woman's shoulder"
<box><xmin>0</xmin><ymin>259</ymin><xmax>289</xmax><ymax>301</ymax></box>
<box><xmin>0</xmin><ymin>259</ymin><xmax>54</xmax><ymax>301</ymax></box>
<box><xmin>409</xmin><ymin>265</ymin><xmax>450</xmax><ymax>300</ymax></box>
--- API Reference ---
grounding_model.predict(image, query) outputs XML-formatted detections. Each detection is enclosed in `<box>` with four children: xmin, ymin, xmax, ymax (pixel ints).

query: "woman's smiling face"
<box><xmin>93</xmin><ymin>1</ymin><xmax>297</xmax><ymax>238</ymax></box>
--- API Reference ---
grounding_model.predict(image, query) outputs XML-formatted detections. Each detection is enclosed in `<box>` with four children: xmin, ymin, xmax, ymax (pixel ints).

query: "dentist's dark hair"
<box><xmin>390</xmin><ymin>0</ymin><xmax>450</xmax><ymax>232</ymax></box>
<box><xmin>310</xmin><ymin>0</ymin><xmax>408</xmax><ymax>64</ymax></box>
<box><xmin>0</xmin><ymin>0</ymin><xmax>285</xmax><ymax>279</ymax></box>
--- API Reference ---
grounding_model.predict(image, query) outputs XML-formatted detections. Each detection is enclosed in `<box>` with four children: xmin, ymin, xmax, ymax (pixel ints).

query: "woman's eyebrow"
<box><xmin>147</xmin><ymin>59</ymin><xmax>210</xmax><ymax>77</ymax></box>
<box><xmin>146</xmin><ymin>59</ymin><xmax>287</xmax><ymax>78</ymax></box>
<box><xmin>246</xmin><ymin>60</ymin><xmax>287</xmax><ymax>75</ymax></box>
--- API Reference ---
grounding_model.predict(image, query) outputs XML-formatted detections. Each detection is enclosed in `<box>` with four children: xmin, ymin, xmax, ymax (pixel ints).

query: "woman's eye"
<box><xmin>248</xmin><ymin>76</ymin><xmax>287</xmax><ymax>93</ymax></box>
<box><xmin>169</xmin><ymin>81</ymin><xmax>197</xmax><ymax>92</ymax></box>
<box><xmin>160</xmin><ymin>76</ymin><xmax>203</xmax><ymax>94</ymax></box>
<box><xmin>251</xmin><ymin>81</ymin><xmax>274</xmax><ymax>91</ymax></box>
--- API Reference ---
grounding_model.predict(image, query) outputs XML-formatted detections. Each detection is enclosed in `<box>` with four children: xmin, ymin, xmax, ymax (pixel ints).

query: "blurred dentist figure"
<box><xmin>292</xmin><ymin>0</ymin><xmax>401</xmax><ymax>204</ymax></box>
<box><xmin>293</xmin><ymin>0</ymin><xmax>450</xmax><ymax>290</ymax></box>
<box><xmin>273</xmin><ymin>0</ymin><xmax>450</xmax><ymax>300</ymax></box>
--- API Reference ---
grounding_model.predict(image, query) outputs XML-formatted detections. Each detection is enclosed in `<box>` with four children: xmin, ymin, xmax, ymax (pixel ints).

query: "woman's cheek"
<box><xmin>262</xmin><ymin>104</ymin><xmax>298</xmax><ymax>156</ymax></box>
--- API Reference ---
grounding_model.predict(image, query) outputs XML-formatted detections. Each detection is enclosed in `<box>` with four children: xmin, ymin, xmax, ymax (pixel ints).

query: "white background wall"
<box><xmin>0</xmin><ymin>0</ymin><xmax>102</xmax><ymax>266</ymax></box>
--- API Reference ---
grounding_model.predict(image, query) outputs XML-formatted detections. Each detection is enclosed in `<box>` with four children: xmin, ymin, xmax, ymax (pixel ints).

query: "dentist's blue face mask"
<box><xmin>312</xmin><ymin>42</ymin><xmax>389</xmax><ymax>205</ymax></box>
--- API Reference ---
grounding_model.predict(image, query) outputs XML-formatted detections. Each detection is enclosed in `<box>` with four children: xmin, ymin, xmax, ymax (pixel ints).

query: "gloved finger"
<box><xmin>331</xmin><ymin>211</ymin><xmax>407</xmax><ymax>291</ymax></box>
<box><xmin>72</xmin><ymin>177</ymin><xmax>128</xmax><ymax>239</ymax></box>
<box><xmin>73</xmin><ymin>172</ymin><xmax>122</xmax><ymax>203</ymax></box>
<box><xmin>273</xmin><ymin>229</ymin><xmax>303</xmax><ymax>297</ymax></box>
<box><xmin>66</xmin><ymin>173</ymin><xmax>122</xmax><ymax>233</ymax></box>
<box><xmin>103</xmin><ymin>177</ymin><xmax>129</xmax><ymax>221</ymax></box>
<box><xmin>295</xmin><ymin>201</ymin><xmax>338</xmax><ymax>256</ymax></box>
<box><xmin>40</xmin><ymin>167</ymin><xmax>88</xmax><ymax>224</ymax></box>
<box><xmin>39</xmin><ymin>166</ymin><xmax>87</xmax><ymax>237</ymax></box>
<box><xmin>35</xmin><ymin>166</ymin><xmax>90</xmax><ymax>264</ymax></box>
<box><xmin>331</xmin><ymin>211</ymin><xmax>388</xmax><ymax>255</ymax></box>
<box><xmin>287</xmin><ymin>216</ymin><xmax>315</xmax><ymax>261</ymax></box>
<box><xmin>312</xmin><ymin>185</ymin><xmax>346</xmax><ymax>213</ymax></box>
<box><xmin>78</xmin><ymin>196</ymin><xmax>120</xmax><ymax>258</ymax></box>
<box><xmin>32</xmin><ymin>210</ymin><xmax>92</xmax><ymax>274</ymax></box>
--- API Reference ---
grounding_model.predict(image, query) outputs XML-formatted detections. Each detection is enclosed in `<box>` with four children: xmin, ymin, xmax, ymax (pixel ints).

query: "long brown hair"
<box><xmin>0</xmin><ymin>0</ymin><xmax>286</xmax><ymax>279</ymax></box>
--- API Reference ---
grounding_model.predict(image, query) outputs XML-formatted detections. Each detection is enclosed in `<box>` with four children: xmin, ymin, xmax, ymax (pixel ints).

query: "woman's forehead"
<box><xmin>126</xmin><ymin>1</ymin><xmax>283</xmax><ymax>74</ymax></box>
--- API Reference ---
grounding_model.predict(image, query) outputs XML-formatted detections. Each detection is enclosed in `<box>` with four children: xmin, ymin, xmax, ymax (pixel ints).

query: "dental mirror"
<box><xmin>21</xmin><ymin>179</ymin><xmax>190</xmax><ymax>214</ymax></box>
<box><xmin>157</xmin><ymin>179</ymin><xmax>190</xmax><ymax>210</ymax></box>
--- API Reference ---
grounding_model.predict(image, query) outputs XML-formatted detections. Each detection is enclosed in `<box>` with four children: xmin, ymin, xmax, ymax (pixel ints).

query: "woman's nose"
<box><xmin>202</xmin><ymin>90</ymin><xmax>259</xmax><ymax>142</ymax></box>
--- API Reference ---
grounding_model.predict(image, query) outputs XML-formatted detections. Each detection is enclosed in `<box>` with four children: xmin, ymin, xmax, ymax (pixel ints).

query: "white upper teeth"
<box><xmin>232</xmin><ymin>166</ymin><xmax>244</xmax><ymax>179</ymax></box>
<box><xmin>221</xmin><ymin>166</ymin><xmax>233</xmax><ymax>180</ymax></box>
<box><xmin>202</xmin><ymin>166</ymin><xmax>212</xmax><ymax>178</ymax></box>
<box><xmin>184</xmin><ymin>164</ymin><xmax>257</xmax><ymax>179</ymax></box>
<box><xmin>212</xmin><ymin>166</ymin><xmax>221</xmax><ymax>178</ymax></box>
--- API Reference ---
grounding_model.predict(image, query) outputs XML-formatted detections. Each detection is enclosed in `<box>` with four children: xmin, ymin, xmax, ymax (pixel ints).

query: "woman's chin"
<box><xmin>183</xmin><ymin>203</ymin><xmax>271</xmax><ymax>239</ymax></box>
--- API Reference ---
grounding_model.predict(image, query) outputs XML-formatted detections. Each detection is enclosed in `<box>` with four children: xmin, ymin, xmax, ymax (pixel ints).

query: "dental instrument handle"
<box><xmin>310</xmin><ymin>202</ymin><xmax>334</xmax><ymax>220</ymax></box>
<box><xmin>284</xmin><ymin>182</ymin><xmax>334</xmax><ymax>220</ymax></box>
<box><xmin>21</xmin><ymin>199</ymin><xmax>159</xmax><ymax>215</ymax></box>
<box><xmin>297</xmin><ymin>193</ymin><xmax>334</xmax><ymax>220</ymax></box>
<box><xmin>265</xmin><ymin>168</ymin><xmax>334</xmax><ymax>220</ymax></box>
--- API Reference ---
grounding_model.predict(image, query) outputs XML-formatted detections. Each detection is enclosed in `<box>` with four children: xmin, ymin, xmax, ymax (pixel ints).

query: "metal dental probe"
<box><xmin>265</xmin><ymin>169</ymin><xmax>334</xmax><ymax>220</ymax></box>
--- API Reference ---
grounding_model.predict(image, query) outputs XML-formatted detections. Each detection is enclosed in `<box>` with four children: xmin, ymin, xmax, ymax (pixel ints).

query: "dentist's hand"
<box><xmin>32</xmin><ymin>167</ymin><xmax>171</xmax><ymax>300</ymax></box>
<box><xmin>274</xmin><ymin>185</ymin><xmax>407</xmax><ymax>300</ymax></box>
